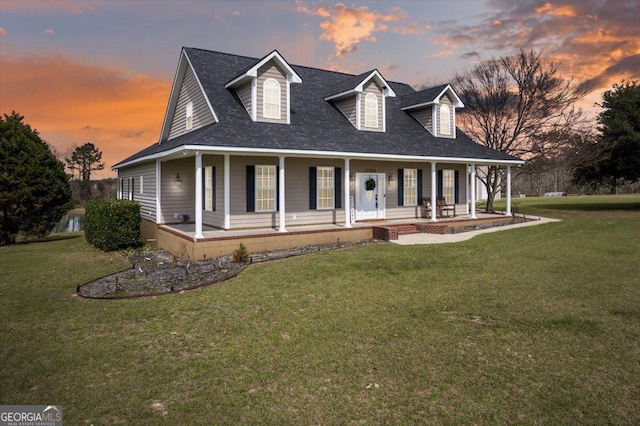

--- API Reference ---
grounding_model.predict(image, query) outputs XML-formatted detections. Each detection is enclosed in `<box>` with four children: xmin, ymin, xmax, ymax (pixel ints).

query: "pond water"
<box><xmin>51</xmin><ymin>211</ymin><xmax>85</xmax><ymax>233</ymax></box>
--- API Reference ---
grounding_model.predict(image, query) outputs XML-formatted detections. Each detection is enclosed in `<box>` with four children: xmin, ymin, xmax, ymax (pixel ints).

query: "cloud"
<box><xmin>0</xmin><ymin>27</ymin><xmax>7</xmax><ymax>36</ymax></box>
<box><xmin>431</xmin><ymin>50</ymin><xmax>454</xmax><ymax>58</ymax></box>
<box><xmin>1</xmin><ymin>0</ymin><xmax>96</xmax><ymax>14</ymax></box>
<box><xmin>44</xmin><ymin>28</ymin><xmax>55</xmax><ymax>35</ymax></box>
<box><xmin>434</xmin><ymin>0</ymin><xmax>640</xmax><ymax>99</ymax></box>
<box><xmin>399</xmin><ymin>23</ymin><xmax>431</xmax><ymax>35</ymax></box>
<box><xmin>460</xmin><ymin>51</ymin><xmax>480</xmax><ymax>59</ymax></box>
<box><xmin>298</xmin><ymin>3</ymin><xmax>405</xmax><ymax>56</ymax></box>
<box><xmin>0</xmin><ymin>53</ymin><xmax>170</xmax><ymax>177</ymax></box>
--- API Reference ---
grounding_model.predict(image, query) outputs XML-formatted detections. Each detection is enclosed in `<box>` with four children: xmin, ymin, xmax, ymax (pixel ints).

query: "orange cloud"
<box><xmin>0</xmin><ymin>53</ymin><xmax>170</xmax><ymax>178</ymax></box>
<box><xmin>431</xmin><ymin>50</ymin><xmax>454</xmax><ymax>58</ymax></box>
<box><xmin>0</xmin><ymin>27</ymin><xmax>7</xmax><ymax>36</ymax></box>
<box><xmin>535</xmin><ymin>2</ymin><xmax>577</xmax><ymax>17</ymax></box>
<box><xmin>1</xmin><ymin>0</ymin><xmax>95</xmax><ymax>13</ymax></box>
<box><xmin>299</xmin><ymin>3</ymin><xmax>405</xmax><ymax>56</ymax></box>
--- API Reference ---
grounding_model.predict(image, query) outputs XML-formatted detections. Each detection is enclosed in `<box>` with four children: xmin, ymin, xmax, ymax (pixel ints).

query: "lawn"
<box><xmin>1</xmin><ymin>195</ymin><xmax>639</xmax><ymax>424</ymax></box>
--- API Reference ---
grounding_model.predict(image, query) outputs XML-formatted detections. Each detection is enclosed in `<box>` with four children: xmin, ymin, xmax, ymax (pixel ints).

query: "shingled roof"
<box><xmin>114</xmin><ymin>47</ymin><xmax>521</xmax><ymax>168</ymax></box>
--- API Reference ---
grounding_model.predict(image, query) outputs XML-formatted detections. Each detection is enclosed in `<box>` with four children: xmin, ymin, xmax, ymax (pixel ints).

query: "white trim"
<box><xmin>430</xmin><ymin>162</ymin><xmax>437</xmax><ymax>222</ymax></box>
<box><xmin>286</xmin><ymin>79</ymin><xmax>291</xmax><ymax>124</ymax></box>
<box><xmin>470</xmin><ymin>164</ymin><xmax>477</xmax><ymax>219</ymax></box>
<box><xmin>506</xmin><ymin>166</ymin><xmax>512</xmax><ymax>216</ymax></box>
<box><xmin>224</xmin><ymin>154</ymin><xmax>230</xmax><ymax>229</ymax></box>
<box><xmin>155</xmin><ymin>160</ymin><xmax>162</xmax><ymax>224</ymax></box>
<box><xmin>185</xmin><ymin>101</ymin><xmax>193</xmax><ymax>131</ymax></box>
<box><xmin>251</xmin><ymin>78</ymin><xmax>257</xmax><ymax>121</ymax></box>
<box><xmin>344</xmin><ymin>159</ymin><xmax>351</xmax><ymax>228</ymax></box>
<box><xmin>403</xmin><ymin>168</ymin><xmax>418</xmax><ymax>206</ymax></box>
<box><xmin>225</xmin><ymin>50</ymin><xmax>302</xmax><ymax>88</ymax></box>
<box><xmin>255</xmin><ymin>164</ymin><xmax>277</xmax><ymax>212</ymax></box>
<box><xmin>278</xmin><ymin>156</ymin><xmax>286</xmax><ymax>232</ymax></box>
<box><xmin>440</xmin><ymin>104</ymin><xmax>451</xmax><ymax>136</ymax></box>
<box><xmin>364</xmin><ymin>93</ymin><xmax>378</xmax><ymax>128</ymax></box>
<box><xmin>316</xmin><ymin>166</ymin><xmax>335</xmax><ymax>210</ymax></box>
<box><xmin>263</xmin><ymin>78</ymin><xmax>281</xmax><ymax>120</ymax></box>
<box><xmin>195</xmin><ymin>152</ymin><xmax>203</xmax><ymax>239</ymax></box>
<box><xmin>400</xmin><ymin>84</ymin><xmax>464</xmax><ymax>111</ymax></box>
<box><xmin>355</xmin><ymin>93</ymin><xmax>361</xmax><ymax>130</ymax></box>
<box><xmin>432</xmin><ymin>105</ymin><xmax>438</xmax><ymax>136</ymax></box>
<box><xmin>382</xmin><ymin>95</ymin><xmax>386</xmax><ymax>132</ymax></box>
<box><xmin>114</xmin><ymin>144</ymin><xmax>524</xmax><ymax>170</ymax></box>
<box><xmin>324</xmin><ymin>69</ymin><xmax>396</xmax><ymax>101</ymax></box>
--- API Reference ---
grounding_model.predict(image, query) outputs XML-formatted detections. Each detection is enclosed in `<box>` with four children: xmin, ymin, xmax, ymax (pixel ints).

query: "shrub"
<box><xmin>233</xmin><ymin>243</ymin><xmax>249</xmax><ymax>263</ymax></box>
<box><xmin>85</xmin><ymin>199</ymin><xmax>141</xmax><ymax>251</ymax></box>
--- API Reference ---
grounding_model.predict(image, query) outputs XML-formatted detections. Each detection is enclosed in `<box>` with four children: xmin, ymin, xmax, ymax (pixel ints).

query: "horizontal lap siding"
<box><xmin>168</xmin><ymin>65</ymin><xmax>216</xmax><ymax>140</ymax></box>
<box><xmin>118</xmin><ymin>162</ymin><xmax>156</xmax><ymax>222</ymax></box>
<box><xmin>202</xmin><ymin>155</ymin><xmax>224</xmax><ymax>228</ymax></box>
<box><xmin>408</xmin><ymin>106</ymin><xmax>433</xmax><ymax>134</ymax></box>
<box><xmin>360</xmin><ymin>81</ymin><xmax>383</xmax><ymax>132</ymax></box>
<box><xmin>334</xmin><ymin>96</ymin><xmax>357</xmax><ymax>127</ymax></box>
<box><xmin>230</xmin><ymin>156</ymin><xmax>280</xmax><ymax>229</ymax></box>
<box><xmin>256</xmin><ymin>61</ymin><xmax>287</xmax><ymax>124</ymax></box>
<box><xmin>236</xmin><ymin>82</ymin><xmax>252</xmax><ymax>117</ymax></box>
<box><xmin>161</xmin><ymin>158</ymin><xmax>195</xmax><ymax>223</ymax></box>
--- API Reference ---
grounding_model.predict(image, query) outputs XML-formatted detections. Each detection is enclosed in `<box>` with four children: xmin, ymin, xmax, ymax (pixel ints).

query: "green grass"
<box><xmin>1</xmin><ymin>195</ymin><xmax>639</xmax><ymax>424</ymax></box>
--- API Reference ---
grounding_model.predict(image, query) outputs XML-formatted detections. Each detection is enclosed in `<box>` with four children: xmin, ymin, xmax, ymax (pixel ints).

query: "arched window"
<box><xmin>364</xmin><ymin>93</ymin><xmax>378</xmax><ymax>128</ymax></box>
<box><xmin>440</xmin><ymin>104</ymin><xmax>451</xmax><ymax>135</ymax></box>
<box><xmin>263</xmin><ymin>78</ymin><xmax>281</xmax><ymax>119</ymax></box>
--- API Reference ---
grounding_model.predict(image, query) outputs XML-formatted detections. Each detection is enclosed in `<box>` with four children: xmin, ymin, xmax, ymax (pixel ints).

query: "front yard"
<box><xmin>1</xmin><ymin>195</ymin><xmax>639</xmax><ymax>424</ymax></box>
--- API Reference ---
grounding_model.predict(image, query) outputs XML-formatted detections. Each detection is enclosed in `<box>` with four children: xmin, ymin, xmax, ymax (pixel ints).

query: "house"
<box><xmin>113</xmin><ymin>47</ymin><xmax>523</xmax><ymax>258</ymax></box>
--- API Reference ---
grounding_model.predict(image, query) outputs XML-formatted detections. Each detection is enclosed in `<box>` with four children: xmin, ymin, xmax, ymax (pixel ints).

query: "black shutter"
<box><xmin>417</xmin><ymin>169</ymin><xmax>423</xmax><ymax>202</ymax></box>
<box><xmin>276</xmin><ymin>166</ymin><xmax>280</xmax><ymax>211</ymax></box>
<box><xmin>246</xmin><ymin>165</ymin><xmax>255</xmax><ymax>212</ymax></box>
<box><xmin>454</xmin><ymin>170</ymin><xmax>459</xmax><ymax>204</ymax></box>
<box><xmin>437</xmin><ymin>170</ymin><xmax>443</xmax><ymax>198</ymax></box>
<box><xmin>335</xmin><ymin>167</ymin><xmax>342</xmax><ymax>209</ymax></box>
<box><xmin>397</xmin><ymin>168</ymin><xmax>404</xmax><ymax>206</ymax></box>
<box><xmin>309</xmin><ymin>167</ymin><xmax>317</xmax><ymax>210</ymax></box>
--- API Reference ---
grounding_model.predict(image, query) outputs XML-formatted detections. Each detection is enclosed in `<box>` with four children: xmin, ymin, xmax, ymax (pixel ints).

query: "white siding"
<box><xmin>117</xmin><ymin>161</ymin><xmax>156</xmax><ymax>222</ymax></box>
<box><xmin>168</xmin><ymin>64</ymin><xmax>216</xmax><ymax>140</ymax></box>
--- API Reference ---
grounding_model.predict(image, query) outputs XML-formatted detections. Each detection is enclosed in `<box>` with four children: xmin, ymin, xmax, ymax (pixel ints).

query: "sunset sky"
<box><xmin>1</xmin><ymin>0</ymin><xmax>639</xmax><ymax>178</ymax></box>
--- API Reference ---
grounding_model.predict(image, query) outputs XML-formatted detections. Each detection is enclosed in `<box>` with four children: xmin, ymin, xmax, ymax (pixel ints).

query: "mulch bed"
<box><xmin>78</xmin><ymin>240</ymin><xmax>376</xmax><ymax>299</ymax></box>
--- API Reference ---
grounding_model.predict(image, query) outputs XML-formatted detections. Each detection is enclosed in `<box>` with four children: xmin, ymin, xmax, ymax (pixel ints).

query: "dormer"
<box><xmin>325</xmin><ymin>70</ymin><xmax>396</xmax><ymax>132</ymax></box>
<box><xmin>225</xmin><ymin>50</ymin><xmax>302</xmax><ymax>124</ymax></box>
<box><xmin>400</xmin><ymin>84</ymin><xmax>463</xmax><ymax>138</ymax></box>
<box><xmin>160</xmin><ymin>49</ymin><xmax>219</xmax><ymax>142</ymax></box>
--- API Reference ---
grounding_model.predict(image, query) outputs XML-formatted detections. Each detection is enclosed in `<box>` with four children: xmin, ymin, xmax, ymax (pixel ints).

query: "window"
<box><xmin>139</xmin><ymin>176</ymin><xmax>144</xmax><ymax>195</ymax></box>
<box><xmin>403</xmin><ymin>169</ymin><xmax>418</xmax><ymax>206</ymax></box>
<box><xmin>263</xmin><ymin>78</ymin><xmax>281</xmax><ymax>119</ymax></box>
<box><xmin>442</xmin><ymin>169</ymin><xmax>455</xmax><ymax>204</ymax></box>
<box><xmin>440</xmin><ymin>104</ymin><xmax>451</xmax><ymax>135</ymax></box>
<box><xmin>204</xmin><ymin>166</ymin><xmax>214</xmax><ymax>211</ymax></box>
<box><xmin>186</xmin><ymin>101</ymin><xmax>193</xmax><ymax>130</ymax></box>
<box><xmin>364</xmin><ymin>93</ymin><xmax>378</xmax><ymax>128</ymax></box>
<box><xmin>256</xmin><ymin>165</ymin><xmax>276</xmax><ymax>211</ymax></box>
<box><xmin>317</xmin><ymin>167</ymin><xmax>335</xmax><ymax>209</ymax></box>
<box><xmin>128</xmin><ymin>177</ymin><xmax>134</xmax><ymax>200</ymax></box>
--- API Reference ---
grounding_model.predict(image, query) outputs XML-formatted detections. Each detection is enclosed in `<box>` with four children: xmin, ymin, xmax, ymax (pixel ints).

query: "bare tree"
<box><xmin>455</xmin><ymin>49</ymin><xmax>588</xmax><ymax>212</ymax></box>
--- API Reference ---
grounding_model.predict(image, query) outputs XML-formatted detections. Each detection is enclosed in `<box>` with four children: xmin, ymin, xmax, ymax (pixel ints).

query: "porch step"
<box><xmin>395</xmin><ymin>225</ymin><xmax>421</xmax><ymax>235</ymax></box>
<box><xmin>372</xmin><ymin>224</ymin><xmax>421</xmax><ymax>241</ymax></box>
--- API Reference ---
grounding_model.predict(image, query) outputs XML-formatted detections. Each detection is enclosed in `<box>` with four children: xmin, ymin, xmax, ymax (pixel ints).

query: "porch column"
<box><xmin>344</xmin><ymin>158</ymin><xmax>351</xmax><ymax>228</ymax></box>
<box><xmin>195</xmin><ymin>151</ymin><xmax>204</xmax><ymax>239</ymax></box>
<box><xmin>430</xmin><ymin>161</ymin><xmax>437</xmax><ymax>222</ymax></box>
<box><xmin>465</xmin><ymin>163</ymin><xmax>470</xmax><ymax>215</ymax></box>
<box><xmin>278</xmin><ymin>155</ymin><xmax>286</xmax><ymax>232</ymax></box>
<box><xmin>470</xmin><ymin>164</ymin><xmax>477</xmax><ymax>219</ymax></box>
<box><xmin>155</xmin><ymin>159</ymin><xmax>162</xmax><ymax>224</ymax></box>
<box><xmin>506</xmin><ymin>165</ymin><xmax>512</xmax><ymax>216</ymax></box>
<box><xmin>224</xmin><ymin>154</ymin><xmax>230</xmax><ymax>229</ymax></box>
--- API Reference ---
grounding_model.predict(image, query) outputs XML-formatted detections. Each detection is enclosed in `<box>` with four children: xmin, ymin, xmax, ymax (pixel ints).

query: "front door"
<box><xmin>356</xmin><ymin>173</ymin><xmax>385</xmax><ymax>220</ymax></box>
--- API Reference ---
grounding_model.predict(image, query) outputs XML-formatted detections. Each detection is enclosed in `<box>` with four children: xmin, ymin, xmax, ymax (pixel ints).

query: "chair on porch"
<box><xmin>436</xmin><ymin>197</ymin><xmax>456</xmax><ymax>217</ymax></box>
<box><xmin>421</xmin><ymin>198</ymin><xmax>434</xmax><ymax>218</ymax></box>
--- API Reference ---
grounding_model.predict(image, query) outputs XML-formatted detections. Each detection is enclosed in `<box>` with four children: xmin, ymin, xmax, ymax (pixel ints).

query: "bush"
<box><xmin>233</xmin><ymin>243</ymin><xmax>249</xmax><ymax>263</ymax></box>
<box><xmin>85</xmin><ymin>199</ymin><xmax>141</xmax><ymax>251</ymax></box>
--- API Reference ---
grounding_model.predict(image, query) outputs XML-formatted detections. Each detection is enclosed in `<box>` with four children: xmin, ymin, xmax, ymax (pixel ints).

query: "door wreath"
<box><xmin>365</xmin><ymin>178</ymin><xmax>376</xmax><ymax>191</ymax></box>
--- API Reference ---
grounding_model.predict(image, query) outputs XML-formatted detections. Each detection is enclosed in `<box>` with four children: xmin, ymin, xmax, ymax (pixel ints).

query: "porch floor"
<box><xmin>161</xmin><ymin>212</ymin><xmax>509</xmax><ymax>241</ymax></box>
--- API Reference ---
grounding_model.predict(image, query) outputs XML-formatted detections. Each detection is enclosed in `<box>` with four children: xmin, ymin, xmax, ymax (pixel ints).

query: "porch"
<box><xmin>144</xmin><ymin>212</ymin><xmax>511</xmax><ymax>260</ymax></box>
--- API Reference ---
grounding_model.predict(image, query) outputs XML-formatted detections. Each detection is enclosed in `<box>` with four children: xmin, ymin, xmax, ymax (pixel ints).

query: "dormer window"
<box><xmin>364</xmin><ymin>93</ymin><xmax>378</xmax><ymax>128</ymax></box>
<box><xmin>185</xmin><ymin>101</ymin><xmax>193</xmax><ymax>130</ymax></box>
<box><xmin>263</xmin><ymin>78</ymin><xmax>281</xmax><ymax>119</ymax></box>
<box><xmin>440</xmin><ymin>104</ymin><xmax>451</xmax><ymax>135</ymax></box>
